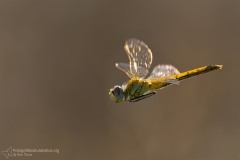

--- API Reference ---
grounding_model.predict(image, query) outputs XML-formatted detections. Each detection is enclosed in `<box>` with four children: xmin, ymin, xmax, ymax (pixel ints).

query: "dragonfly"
<box><xmin>109</xmin><ymin>38</ymin><xmax>223</xmax><ymax>103</ymax></box>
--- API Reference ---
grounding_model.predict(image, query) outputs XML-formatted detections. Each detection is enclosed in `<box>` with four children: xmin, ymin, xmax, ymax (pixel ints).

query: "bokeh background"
<box><xmin>0</xmin><ymin>0</ymin><xmax>239</xmax><ymax>160</ymax></box>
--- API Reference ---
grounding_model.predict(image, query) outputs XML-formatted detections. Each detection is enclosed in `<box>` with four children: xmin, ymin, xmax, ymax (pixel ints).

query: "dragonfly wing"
<box><xmin>124</xmin><ymin>38</ymin><xmax>153</xmax><ymax>78</ymax></box>
<box><xmin>116</xmin><ymin>63</ymin><xmax>149</xmax><ymax>79</ymax></box>
<box><xmin>147</xmin><ymin>64</ymin><xmax>180</xmax><ymax>84</ymax></box>
<box><xmin>115</xmin><ymin>63</ymin><xmax>133</xmax><ymax>78</ymax></box>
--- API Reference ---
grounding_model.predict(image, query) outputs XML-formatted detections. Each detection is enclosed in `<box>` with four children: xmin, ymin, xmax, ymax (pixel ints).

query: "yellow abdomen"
<box><xmin>150</xmin><ymin>65</ymin><xmax>223</xmax><ymax>90</ymax></box>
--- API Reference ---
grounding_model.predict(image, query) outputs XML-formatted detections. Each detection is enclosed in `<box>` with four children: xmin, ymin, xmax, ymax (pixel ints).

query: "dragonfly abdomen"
<box><xmin>150</xmin><ymin>65</ymin><xmax>223</xmax><ymax>90</ymax></box>
<box><xmin>175</xmin><ymin>65</ymin><xmax>222</xmax><ymax>81</ymax></box>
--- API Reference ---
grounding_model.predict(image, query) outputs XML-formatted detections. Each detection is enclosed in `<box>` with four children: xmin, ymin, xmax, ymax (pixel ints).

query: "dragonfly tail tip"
<box><xmin>216</xmin><ymin>65</ymin><xmax>223</xmax><ymax>69</ymax></box>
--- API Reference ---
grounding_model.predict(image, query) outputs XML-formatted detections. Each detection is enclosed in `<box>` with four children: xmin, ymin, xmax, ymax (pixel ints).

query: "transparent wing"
<box><xmin>124</xmin><ymin>38</ymin><xmax>153</xmax><ymax>78</ymax></box>
<box><xmin>147</xmin><ymin>64</ymin><xmax>180</xmax><ymax>84</ymax></box>
<box><xmin>116</xmin><ymin>63</ymin><xmax>149</xmax><ymax>78</ymax></box>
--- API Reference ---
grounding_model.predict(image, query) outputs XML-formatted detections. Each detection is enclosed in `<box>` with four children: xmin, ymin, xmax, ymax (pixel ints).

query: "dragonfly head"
<box><xmin>109</xmin><ymin>85</ymin><xmax>125</xmax><ymax>103</ymax></box>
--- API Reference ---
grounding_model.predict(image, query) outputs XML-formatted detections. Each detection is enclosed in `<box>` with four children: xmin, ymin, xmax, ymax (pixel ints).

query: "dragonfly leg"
<box><xmin>128</xmin><ymin>91</ymin><xmax>157</xmax><ymax>102</ymax></box>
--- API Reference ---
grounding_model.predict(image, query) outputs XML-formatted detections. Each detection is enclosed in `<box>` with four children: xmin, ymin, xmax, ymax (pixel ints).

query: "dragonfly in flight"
<box><xmin>109</xmin><ymin>38</ymin><xmax>222</xmax><ymax>103</ymax></box>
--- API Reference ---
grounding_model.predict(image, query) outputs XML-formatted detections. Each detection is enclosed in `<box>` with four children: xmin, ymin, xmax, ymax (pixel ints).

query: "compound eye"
<box><xmin>114</xmin><ymin>87</ymin><xmax>120</xmax><ymax>96</ymax></box>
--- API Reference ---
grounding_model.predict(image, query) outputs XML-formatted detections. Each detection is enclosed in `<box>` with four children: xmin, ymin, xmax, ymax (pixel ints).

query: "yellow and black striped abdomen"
<box><xmin>175</xmin><ymin>65</ymin><xmax>222</xmax><ymax>81</ymax></box>
<box><xmin>150</xmin><ymin>65</ymin><xmax>222</xmax><ymax>90</ymax></box>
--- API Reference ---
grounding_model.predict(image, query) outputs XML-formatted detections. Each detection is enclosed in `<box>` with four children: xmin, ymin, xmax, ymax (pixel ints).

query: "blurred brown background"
<box><xmin>0</xmin><ymin>0</ymin><xmax>239</xmax><ymax>160</ymax></box>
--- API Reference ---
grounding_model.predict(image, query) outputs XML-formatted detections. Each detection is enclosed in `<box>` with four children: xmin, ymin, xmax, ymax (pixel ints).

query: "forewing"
<box><xmin>124</xmin><ymin>38</ymin><xmax>153</xmax><ymax>78</ymax></box>
<box><xmin>116</xmin><ymin>63</ymin><xmax>149</xmax><ymax>78</ymax></box>
<box><xmin>147</xmin><ymin>64</ymin><xmax>180</xmax><ymax>84</ymax></box>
